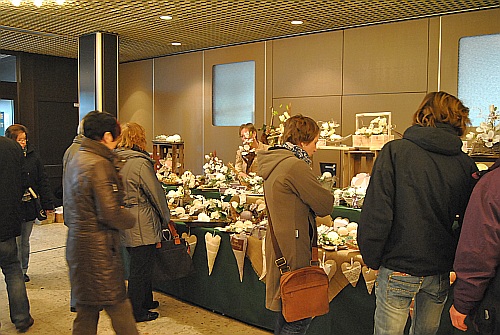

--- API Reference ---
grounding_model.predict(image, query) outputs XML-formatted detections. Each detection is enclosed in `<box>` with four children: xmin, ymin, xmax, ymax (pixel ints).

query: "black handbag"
<box><xmin>471</xmin><ymin>266</ymin><xmax>500</xmax><ymax>334</ymax></box>
<box><xmin>28</xmin><ymin>187</ymin><xmax>47</xmax><ymax>221</ymax></box>
<box><xmin>154</xmin><ymin>221</ymin><xmax>195</xmax><ymax>281</ymax></box>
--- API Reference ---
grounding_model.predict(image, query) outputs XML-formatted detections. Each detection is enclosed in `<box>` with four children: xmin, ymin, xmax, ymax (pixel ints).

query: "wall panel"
<box><xmin>343</xmin><ymin>19</ymin><xmax>429</xmax><ymax>95</ymax></box>
<box><xmin>153</xmin><ymin>52</ymin><xmax>204</xmax><ymax>174</ymax></box>
<box><xmin>119</xmin><ymin>59</ymin><xmax>153</xmax><ymax>151</ymax></box>
<box><xmin>272</xmin><ymin>31</ymin><xmax>343</xmax><ymax>98</ymax></box>
<box><xmin>203</xmin><ymin>43</ymin><xmax>267</xmax><ymax>168</ymax></box>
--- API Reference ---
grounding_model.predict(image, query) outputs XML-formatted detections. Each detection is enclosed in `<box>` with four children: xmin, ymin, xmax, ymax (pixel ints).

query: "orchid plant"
<box><xmin>466</xmin><ymin>105</ymin><xmax>500</xmax><ymax>148</ymax></box>
<box><xmin>355</xmin><ymin>116</ymin><xmax>388</xmax><ymax>136</ymax></box>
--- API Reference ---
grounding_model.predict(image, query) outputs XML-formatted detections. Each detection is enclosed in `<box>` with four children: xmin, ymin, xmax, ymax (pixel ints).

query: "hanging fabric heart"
<box><xmin>205</xmin><ymin>232</ymin><xmax>221</xmax><ymax>275</ymax></box>
<box><xmin>362</xmin><ymin>266</ymin><xmax>377</xmax><ymax>294</ymax></box>
<box><xmin>341</xmin><ymin>259</ymin><xmax>362</xmax><ymax>287</ymax></box>
<box><xmin>323</xmin><ymin>260</ymin><xmax>337</xmax><ymax>281</ymax></box>
<box><xmin>230</xmin><ymin>232</ymin><xmax>248</xmax><ymax>282</ymax></box>
<box><xmin>182</xmin><ymin>232</ymin><xmax>198</xmax><ymax>258</ymax></box>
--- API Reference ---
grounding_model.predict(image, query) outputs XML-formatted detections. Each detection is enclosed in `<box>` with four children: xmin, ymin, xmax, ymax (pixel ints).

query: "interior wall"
<box><xmin>118</xmin><ymin>59</ymin><xmax>153</xmax><ymax>151</ymax></box>
<box><xmin>153</xmin><ymin>52</ymin><xmax>204</xmax><ymax>174</ymax></box>
<box><xmin>203</xmin><ymin>42</ymin><xmax>267</xmax><ymax>169</ymax></box>
<box><xmin>118</xmin><ymin>8</ymin><xmax>500</xmax><ymax>178</ymax></box>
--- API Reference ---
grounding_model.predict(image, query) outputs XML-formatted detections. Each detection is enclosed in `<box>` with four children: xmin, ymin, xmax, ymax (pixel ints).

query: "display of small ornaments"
<box><xmin>203</xmin><ymin>152</ymin><xmax>237</xmax><ymax>188</ymax></box>
<box><xmin>154</xmin><ymin>133</ymin><xmax>182</xmax><ymax>143</ymax></box>
<box><xmin>353</xmin><ymin>112</ymin><xmax>394</xmax><ymax>149</ymax></box>
<box><xmin>465</xmin><ymin>104</ymin><xmax>500</xmax><ymax>156</ymax></box>
<box><xmin>317</xmin><ymin>217</ymin><xmax>358</xmax><ymax>251</ymax></box>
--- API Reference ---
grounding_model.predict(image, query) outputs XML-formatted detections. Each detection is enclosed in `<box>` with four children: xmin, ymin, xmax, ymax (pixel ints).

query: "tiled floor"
<box><xmin>0</xmin><ymin>222</ymin><xmax>272</xmax><ymax>334</ymax></box>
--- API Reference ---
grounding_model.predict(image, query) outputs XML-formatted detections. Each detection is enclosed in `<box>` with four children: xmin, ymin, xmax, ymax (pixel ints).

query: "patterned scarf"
<box><xmin>275</xmin><ymin>142</ymin><xmax>312</xmax><ymax>166</ymax></box>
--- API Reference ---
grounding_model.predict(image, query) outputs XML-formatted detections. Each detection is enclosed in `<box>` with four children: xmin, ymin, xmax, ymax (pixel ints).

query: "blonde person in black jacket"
<box><xmin>5</xmin><ymin>124</ymin><xmax>54</xmax><ymax>283</ymax></box>
<box><xmin>115</xmin><ymin>122</ymin><xmax>170</xmax><ymax>323</ymax></box>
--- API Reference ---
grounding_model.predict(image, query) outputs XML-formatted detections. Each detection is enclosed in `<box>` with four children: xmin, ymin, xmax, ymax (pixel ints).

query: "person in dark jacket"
<box><xmin>358</xmin><ymin>92</ymin><xmax>478</xmax><ymax>335</ymax></box>
<box><xmin>64</xmin><ymin>111</ymin><xmax>138</xmax><ymax>335</ymax></box>
<box><xmin>62</xmin><ymin>120</ymin><xmax>84</xmax><ymax>313</ymax></box>
<box><xmin>450</xmin><ymin>158</ymin><xmax>500</xmax><ymax>333</ymax></box>
<box><xmin>0</xmin><ymin>136</ymin><xmax>34</xmax><ymax>332</ymax></box>
<box><xmin>258</xmin><ymin>114</ymin><xmax>334</xmax><ymax>335</ymax></box>
<box><xmin>116</xmin><ymin>122</ymin><xmax>170</xmax><ymax>322</ymax></box>
<box><xmin>5</xmin><ymin>124</ymin><xmax>55</xmax><ymax>283</ymax></box>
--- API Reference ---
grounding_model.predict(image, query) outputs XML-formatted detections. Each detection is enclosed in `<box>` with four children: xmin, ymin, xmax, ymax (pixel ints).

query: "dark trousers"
<box><xmin>127</xmin><ymin>244</ymin><xmax>156</xmax><ymax>319</ymax></box>
<box><xmin>274</xmin><ymin>312</ymin><xmax>312</xmax><ymax>335</ymax></box>
<box><xmin>0</xmin><ymin>237</ymin><xmax>32</xmax><ymax>329</ymax></box>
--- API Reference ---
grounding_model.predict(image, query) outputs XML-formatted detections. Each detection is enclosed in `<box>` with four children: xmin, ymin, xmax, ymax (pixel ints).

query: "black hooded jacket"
<box><xmin>358</xmin><ymin>123</ymin><xmax>478</xmax><ymax>276</ymax></box>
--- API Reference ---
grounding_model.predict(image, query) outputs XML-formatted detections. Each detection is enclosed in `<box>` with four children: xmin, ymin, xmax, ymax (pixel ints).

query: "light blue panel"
<box><xmin>458</xmin><ymin>33</ymin><xmax>500</xmax><ymax>126</ymax></box>
<box><xmin>212</xmin><ymin>61</ymin><xmax>255</xmax><ymax>126</ymax></box>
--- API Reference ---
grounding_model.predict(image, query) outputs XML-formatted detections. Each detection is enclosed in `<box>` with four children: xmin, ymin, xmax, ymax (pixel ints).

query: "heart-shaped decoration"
<box><xmin>182</xmin><ymin>233</ymin><xmax>197</xmax><ymax>258</ymax></box>
<box><xmin>362</xmin><ymin>266</ymin><xmax>377</xmax><ymax>294</ymax></box>
<box><xmin>341</xmin><ymin>260</ymin><xmax>362</xmax><ymax>287</ymax></box>
<box><xmin>322</xmin><ymin>260</ymin><xmax>337</xmax><ymax>281</ymax></box>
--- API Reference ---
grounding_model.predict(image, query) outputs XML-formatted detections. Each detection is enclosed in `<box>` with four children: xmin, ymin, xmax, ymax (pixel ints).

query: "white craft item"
<box><xmin>230</xmin><ymin>233</ymin><xmax>248</xmax><ymax>282</ymax></box>
<box><xmin>259</xmin><ymin>236</ymin><xmax>267</xmax><ymax>281</ymax></box>
<box><xmin>341</xmin><ymin>259</ymin><xmax>362</xmax><ymax>287</ymax></box>
<box><xmin>182</xmin><ymin>233</ymin><xmax>198</xmax><ymax>258</ymax></box>
<box><xmin>333</xmin><ymin>217</ymin><xmax>349</xmax><ymax>231</ymax></box>
<box><xmin>205</xmin><ymin>232</ymin><xmax>221</xmax><ymax>275</ymax></box>
<box><xmin>362</xmin><ymin>266</ymin><xmax>377</xmax><ymax>294</ymax></box>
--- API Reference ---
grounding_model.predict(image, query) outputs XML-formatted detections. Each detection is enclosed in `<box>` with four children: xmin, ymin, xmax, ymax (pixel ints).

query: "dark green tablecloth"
<box><xmin>125</xmin><ymin>206</ymin><xmax>465</xmax><ymax>334</ymax></box>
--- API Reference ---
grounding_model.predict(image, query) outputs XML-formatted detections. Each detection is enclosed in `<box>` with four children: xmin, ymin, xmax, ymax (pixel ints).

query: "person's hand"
<box><xmin>450</xmin><ymin>304</ymin><xmax>468</xmax><ymax>331</ymax></box>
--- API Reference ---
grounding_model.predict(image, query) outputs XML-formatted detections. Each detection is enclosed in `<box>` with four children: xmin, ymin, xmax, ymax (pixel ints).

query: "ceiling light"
<box><xmin>10</xmin><ymin>0</ymin><xmax>22</xmax><ymax>5</ymax></box>
<box><xmin>55</xmin><ymin>0</ymin><xmax>65</xmax><ymax>4</ymax></box>
<box><xmin>33</xmin><ymin>0</ymin><xmax>43</xmax><ymax>7</ymax></box>
<box><xmin>291</xmin><ymin>20</ymin><xmax>304</xmax><ymax>25</ymax></box>
<box><xmin>171</xmin><ymin>42</ymin><xmax>182</xmax><ymax>46</ymax></box>
<box><xmin>160</xmin><ymin>15</ymin><xmax>173</xmax><ymax>20</ymax></box>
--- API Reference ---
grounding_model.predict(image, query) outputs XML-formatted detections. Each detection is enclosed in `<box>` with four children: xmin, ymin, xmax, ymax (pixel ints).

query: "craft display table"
<box><xmin>123</xmin><ymin>206</ymin><xmax>466</xmax><ymax>334</ymax></box>
<box><xmin>152</xmin><ymin>141</ymin><xmax>185</xmax><ymax>175</ymax></box>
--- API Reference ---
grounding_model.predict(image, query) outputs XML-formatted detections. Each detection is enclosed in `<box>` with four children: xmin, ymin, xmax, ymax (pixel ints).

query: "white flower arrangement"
<box><xmin>317</xmin><ymin>225</ymin><xmax>345</xmax><ymax>246</ymax></box>
<box><xmin>466</xmin><ymin>105</ymin><xmax>500</xmax><ymax>149</ymax></box>
<box><xmin>239</xmin><ymin>129</ymin><xmax>256</xmax><ymax>157</ymax></box>
<box><xmin>261</xmin><ymin>104</ymin><xmax>292</xmax><ymax>145</ymax></box>
<box><xmin>355</xmin><ymin>116</ymin><xmax>388</xmax><ymax>136</ymax></box>
<box><xmin>318</xmin><ymin>120</ymin><xmax>342</xmax><ymax>142</ymax></box>
<box><xmin>154</xmin><ymin>134</ymin><xmax>182</xmax><ymax>143</ymax></box>
<box><xmin>203</xmin><ymin>153</ymin><xmax>236</xmax><ymax>188</ymax></box>
<box><xmin>239</xmin><ymin>172</ymin><xmax>264</xmax><ymax>194</ymax></box>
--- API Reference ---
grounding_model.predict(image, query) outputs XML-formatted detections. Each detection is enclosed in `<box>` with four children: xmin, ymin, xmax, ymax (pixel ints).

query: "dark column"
<box><xmin>78</xmin><ymin>32</ymin><xmax>118</xmax><ymax>119</ymax></box>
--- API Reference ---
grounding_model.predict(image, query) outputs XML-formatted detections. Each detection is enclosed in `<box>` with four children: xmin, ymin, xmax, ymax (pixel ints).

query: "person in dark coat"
<box><xmin>0</xmin><ymin>136</ymin><xmax>34</xmax><ymax>332</ymax></box>
<box><xmin>5</xmin><ymin>124</ymin><xmax>55</xmax><ymax>283</ymax></box>
<box><xmin>358</xmin><ymin>91</ymin><xmax>478</xmax><ymax>335</ymax></box>
<box><xmin>116</xmin><ymin>122</ymin><xmax>170</xmax><ymax>322</ymax></box>
<box><xmin>64</xmin><ymin>111</ymin><xmax>138</xmax><ymax>335</ymax></box>
<box><xmin>450</xmin><ymin>158</ymin><xmax>500</xmax><ymax>333</ymax></box>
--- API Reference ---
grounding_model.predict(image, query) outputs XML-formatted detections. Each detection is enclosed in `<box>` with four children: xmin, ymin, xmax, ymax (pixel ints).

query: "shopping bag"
<box><xmin>154</xmin><ymin>222</ymin><xmax>195</xmax><ymax>280</ymax></box>
<box><xmin>28</xmin><ymin>187</ymin><xmax>47</xmax><ymax>221</ymax></box>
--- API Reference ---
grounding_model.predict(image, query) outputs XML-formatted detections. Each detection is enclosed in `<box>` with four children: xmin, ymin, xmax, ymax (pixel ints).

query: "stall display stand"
<box><xmin>152</xmin><ymin>141</ymin><xmax>185</xmax><ymax>175</ymax></box>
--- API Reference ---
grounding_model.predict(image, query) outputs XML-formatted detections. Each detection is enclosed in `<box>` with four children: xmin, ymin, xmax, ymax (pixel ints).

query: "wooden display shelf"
<box><xmin>152</xmin><ymin>141</ymin><xmax>185</xmax><ymax>175</ymax></box>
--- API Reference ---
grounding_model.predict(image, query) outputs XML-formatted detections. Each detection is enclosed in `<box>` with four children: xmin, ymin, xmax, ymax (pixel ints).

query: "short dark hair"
<box><xmin>5</xmin><ymin>124</ymin><xmax>28</xmax><ymax>141</ymax></box>
<box><xmin>82</xmin><ymin>111</ymin><xmax>121</xmax><ymax>141</ymax></box>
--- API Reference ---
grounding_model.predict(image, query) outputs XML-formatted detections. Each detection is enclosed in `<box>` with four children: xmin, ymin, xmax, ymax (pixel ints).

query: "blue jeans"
<box><xmin>374</xmin><ymin>266</ymin><xmax>449</xmax><ymax>335</ymax></box>
<box><xmin>0</xmin><ymin>237</ymin><xmax>32</xmax><ymax>328</ymax></box>
<box><xmin>16</xmin><ymin>219</ymin><xmax>34</xmax><ymax>274</ymax></box>
<box><xmin>274</xmin><ymin>312</ymin><xmax>312</xmax><ymax>335</ymax></box>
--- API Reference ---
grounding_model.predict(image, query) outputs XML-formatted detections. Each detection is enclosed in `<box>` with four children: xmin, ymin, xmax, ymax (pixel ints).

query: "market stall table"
<box><xmin>123</xmin><ymin>206</ymin><xmax>466</xmax><ymax>334</ymax></box>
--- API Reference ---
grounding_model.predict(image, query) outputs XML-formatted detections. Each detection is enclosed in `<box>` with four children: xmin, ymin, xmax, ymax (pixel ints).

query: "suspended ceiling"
<box><xmin>1</xmin><ymin>0</ymin><xmax>499</xmax><ymax>63</ymax></box>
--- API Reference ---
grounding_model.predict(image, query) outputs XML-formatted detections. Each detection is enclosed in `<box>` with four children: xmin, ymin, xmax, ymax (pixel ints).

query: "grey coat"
<box><xmin>64</xmin><ymin>137</ymin><xmax>134</xmax><ymax>306</ymax></box>
<box><xmin>115</xmin><ymin>148</ymin><xmax>170</xmax><ymax>247</ymax></box>
<box><xmin>258</xmin><ymin>148</ymin><xmax>334</xmax><ymax>311</ymax></box>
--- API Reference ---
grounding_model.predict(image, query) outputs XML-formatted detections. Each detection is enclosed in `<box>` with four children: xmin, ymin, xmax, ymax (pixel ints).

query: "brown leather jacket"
<box><xmin>63</xmin><ymin>137</ymin><xmax>134</xmax><ymax>306</ymax></box>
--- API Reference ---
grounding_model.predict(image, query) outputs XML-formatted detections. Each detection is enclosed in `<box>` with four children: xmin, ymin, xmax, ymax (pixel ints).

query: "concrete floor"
<box><xmin>0</xmin><ymin>222</ymin><xmax>272</xmax><ymax>334</ymax></box>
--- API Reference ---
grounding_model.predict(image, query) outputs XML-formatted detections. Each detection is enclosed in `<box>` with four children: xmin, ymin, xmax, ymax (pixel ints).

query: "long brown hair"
<box><xmin>413</xmin><ymin>91</ymin><xmax>470</xmax><ymax>136</ymax></box>
<box><xmin>118</xmin><ymin>122</ymin><xmax>147</xmax><ymax>151</ymax></box>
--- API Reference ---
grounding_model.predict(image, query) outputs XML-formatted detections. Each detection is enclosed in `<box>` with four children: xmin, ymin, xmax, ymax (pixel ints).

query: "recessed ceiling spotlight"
<box><xmin>160</xmin><ymin>15</ymin><xmax>173</xmax><ymax>20</ymax></box>
<box><xmin>10</xmin><ymin>0</ymin><xmax>21</xmax><ymax>5</ymax></box>
<box><xmin>33</xmin><ymin>0</ymin><xmax>43</xmax><ymax>7</ymax></box>
<box><xmin>171</xmin><ymin>42</ymin><xmax>182</xmax><ymax>46</ymax></box>
<box><xmin>291</xmin><ymin>20</ymin><xmax>303</xmax><ymax>25</ymax></box>
<box><xmin>55</xmin><ymin>0</ymin><xmax>65</xmax><ymax>4</ymax></box>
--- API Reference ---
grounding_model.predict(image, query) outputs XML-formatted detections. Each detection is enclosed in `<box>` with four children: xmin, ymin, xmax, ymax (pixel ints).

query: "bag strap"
<box><xmin>264</xmin><ymin>194</ymin><xmax>320</xmax><ymax>275</ymax></box>
<box><xmin>28</xmin><ymin>187</ymin><xmax>38</xmax><ymax>199</ymax></box>
<box><xmin>166</xmin><ymin>221</ymin><xmax>182</xmax><ymax>245</ymax></box>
